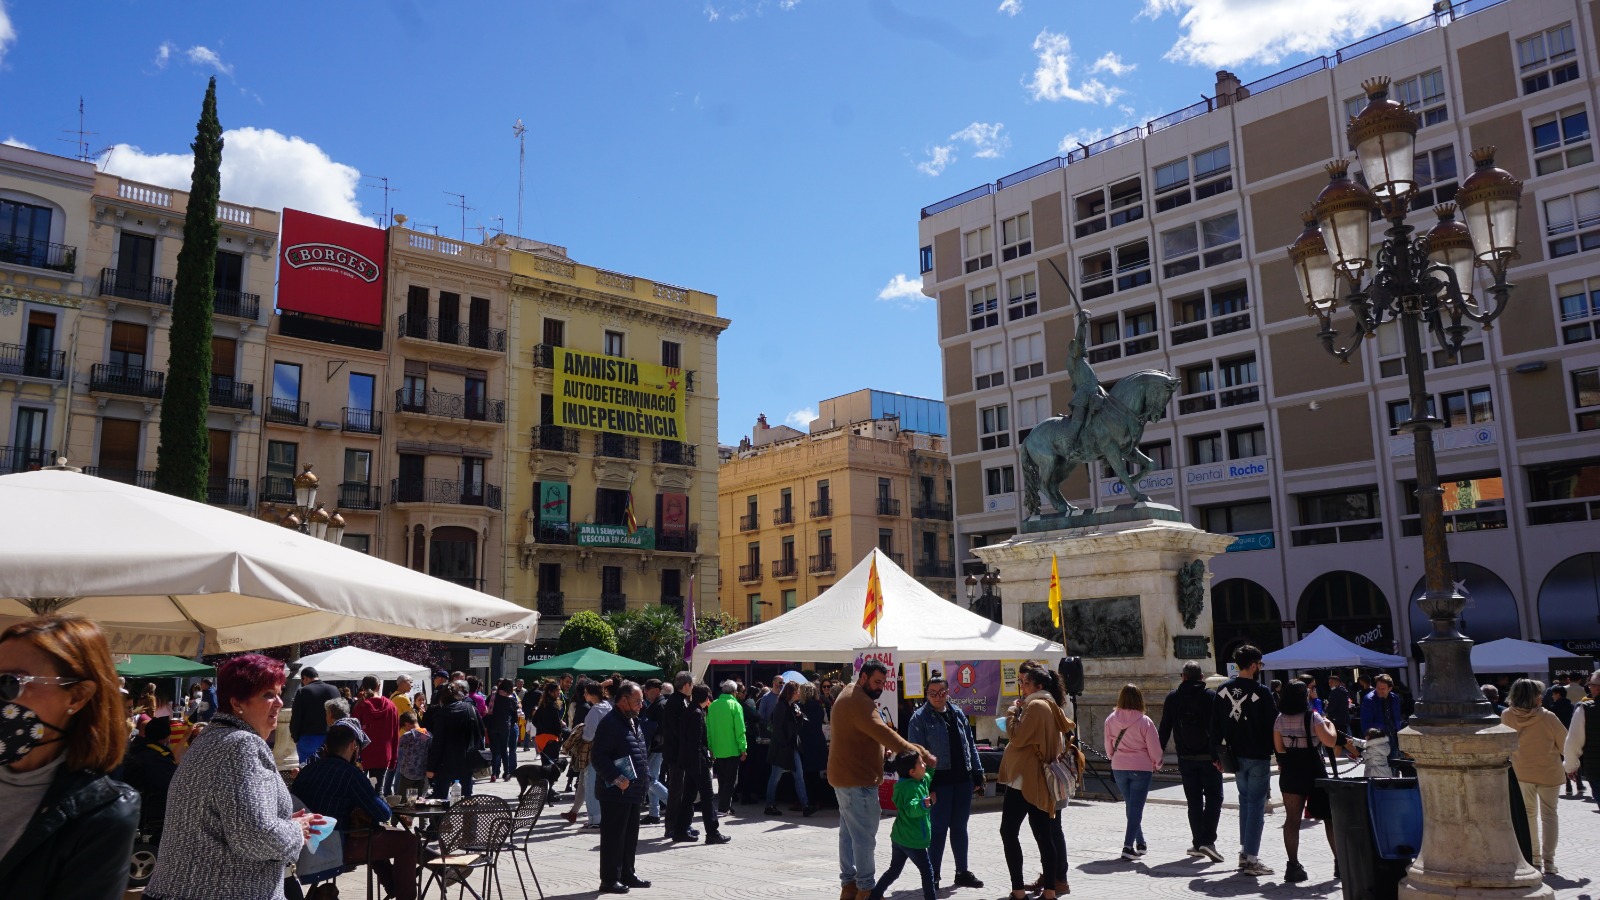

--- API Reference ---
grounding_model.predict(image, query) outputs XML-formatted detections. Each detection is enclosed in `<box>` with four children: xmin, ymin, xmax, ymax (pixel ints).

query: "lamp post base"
<box><xmin>1397</xmin><ymin>723</ymin><xmax>1551</xmax><ymax>900</ymax></box>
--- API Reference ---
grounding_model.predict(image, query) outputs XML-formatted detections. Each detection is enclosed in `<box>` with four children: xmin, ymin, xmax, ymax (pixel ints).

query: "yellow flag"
<box><xmin>863</xmin><ymin>553</ymin><xmax>884</xmax><ymax>639</ymax></box>
<box><xmin>1048</xmin><ymin>554</ymin><xmax>1062</xmax><ymax>629</ymax></box>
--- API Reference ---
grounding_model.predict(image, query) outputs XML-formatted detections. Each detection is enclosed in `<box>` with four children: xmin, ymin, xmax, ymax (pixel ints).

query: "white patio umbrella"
<box><xmin>0</xmin><ymin>469</ymin><xmax>536</xmax><ymax>656</ymax></box>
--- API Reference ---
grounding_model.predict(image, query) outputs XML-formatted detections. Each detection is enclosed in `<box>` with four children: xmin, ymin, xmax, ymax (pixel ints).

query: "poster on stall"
<box><xmin>1000</xmin><ymin>659</ymin><xmax>1053</xmax><ymax>696</ymax></box>
<box><xmin>853</xmin><ymin>647</ymin><xmax>899</xmax><ymax>728</ymax></box>
<box><xmin>942</xmin><ymin>660</ymin><xmax>1002</xmax><ymax>717</ymax></box>
<box><xmin>902</xmin><ymin>661</ymin><xmax>925</xmax><ymax>700</ymax></box>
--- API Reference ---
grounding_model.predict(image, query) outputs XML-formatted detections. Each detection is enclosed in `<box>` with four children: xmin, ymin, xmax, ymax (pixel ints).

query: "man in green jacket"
<box><xmin>707</xmin><ymin>679</ymin><xmax>748</xmax><ymax>814</ymax></box>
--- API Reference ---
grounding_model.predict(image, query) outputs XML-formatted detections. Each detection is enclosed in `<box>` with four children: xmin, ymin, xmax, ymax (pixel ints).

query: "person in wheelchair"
<box><xmin>122</xmin><ymin>716</ymin><xmax>178</xmax><ymax>838</ymax></box>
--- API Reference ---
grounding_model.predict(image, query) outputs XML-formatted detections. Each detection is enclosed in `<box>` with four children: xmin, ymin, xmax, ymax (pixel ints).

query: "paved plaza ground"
<box><xmin>327</xmin><ymin>776</ymin><xmax>1600</xmax><ymax>900</ymax></box>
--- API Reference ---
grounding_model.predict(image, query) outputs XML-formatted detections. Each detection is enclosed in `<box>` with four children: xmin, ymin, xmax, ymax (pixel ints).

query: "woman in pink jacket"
<box><xmin>1105</xmin><ymin>684</ymin><xmax>1164</xmax><ymax>861</ymax></box>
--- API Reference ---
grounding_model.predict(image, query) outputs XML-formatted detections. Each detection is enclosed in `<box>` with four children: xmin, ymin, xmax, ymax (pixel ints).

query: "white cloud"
<box><xmin>1056</xmin><ymin>126</ymin><xmax>1115</xmax><ymax>154</ymax></box>
<box><xmin>0</xmin><ymin>2</ymin><xmax>14</xmax><ymax>67</ymax></box>
<box><xmin>877</xmin><ymin>273</ymin><xmax>928</xmax><ymax>308</ymax></box>
<box><xmin>154</xmin><ymin>41</ymin><xmax>174</xmax><ymax>68</ymax></box>
<box><xmin>785</xmin><ymin>408</ymin><xmax>817</xmax><ymax>430</ymax></box>
<box><xmin>703</xmin><ymin>4</ymin><xmax>719</xmax><ymax>21</ymax></box>
<box><xmin>998</xmin><ymin>0</ymin><xmax>1022</xmax><ymax>15</ymax></box>
<box><xmin>916</xmin><ymin>144</ymin><xmax>955</xmax><ymax>177</ymax></box>
<box><xmin>185</xmin><ymin>45</ymin><xmax>232</xmax><ymax>75</ymax></box>
<box><xmin>950</xmin><ymin>121</ymin><xmax>1010</xmax><ymax>159</ymax></box>
<box><xmin>1141</xmin><ymin>0</ymin><xmax>1432</xmax><ymax>67</ymax></box>
<box><xmin>1025</xmin><ymin>30</ymin><xmax>1122</xmax><ymax>105</ymax></box>
<box><xmin>1090</xmin><ymin>51</ymin><xmax>1135</xmax><ymax>76</ymax></box>
<box><xmin>779</xmin><ymin>0</ymin><xmax>800</xmax><ymax>8</ymax></box>
<box><xmin>101</xmin><ymin>127</ymin><xmax>371</xmax><ymax>224</ymax></box>
<box><xmin>3</xmin><ymin>136</ymin><xmax>35</xmax><ymax>150</ymax></box>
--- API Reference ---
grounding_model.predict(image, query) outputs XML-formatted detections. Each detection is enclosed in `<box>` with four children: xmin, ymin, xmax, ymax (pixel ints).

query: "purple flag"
<box><xmin>683</xmin><ymin>570</ymin><xmax>697</xmax><ymax>663</ymax></box>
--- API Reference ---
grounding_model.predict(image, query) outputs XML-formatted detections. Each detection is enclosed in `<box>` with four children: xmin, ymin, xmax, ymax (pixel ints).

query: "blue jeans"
<box><xmin>490</xmin><ymin>728</ymin><xmax>517</xmax><ymax>779</ymax></box>
<box><xmin>927</xmin><ymin>779</ymin><xmax>973</xmax><ymax>879</ymax></box>
<box><xmin>647</xmin><ymin>752</ymin><xmax>666</xmax><ymax>817</ymax></box>
<box><xmin>837</xmin><ymin>785</ymin><xmax>881</xmax><ymax>891</ymax></box>
<box><xmin>296</xmin><ymin>734</ymin><xmax>326</xmax><ymax>763</ymax></box>
<box><xmin>766</xmin><ymin>749</ymin><xmax>809</xmax><ymax>807</ymax></box>
<box><xmin>1113</xmin><ymin>769</ymin><xmax>1153</xmax><ymax>848</ymax></box>
<box><xmin>870</xmin><ymin>842</ymin><xmax>934</xmax><ymax>900</ymax></box>
<box><xmin>584</xmin><ymin>765</ymin><xmax>602</xmax><ymax>824</ymax></box>
<box><xmin>1235</xmin><ymin>756</ymin><xmax>1271</xmax><ymax>858</ymax></box>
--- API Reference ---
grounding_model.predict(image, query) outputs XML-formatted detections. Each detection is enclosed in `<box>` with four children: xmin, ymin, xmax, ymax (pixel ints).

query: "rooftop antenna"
<box><xmin>58</xmin><ymin>97</ymin><xmax>100</xmax><ymax>162</ymax></box>
<box><xmin>363</xmin><ymin>175</ymin><xmax>397</xmax><ymax>227</ymax></box>
<box><xmin>413</xmin><ymin>222</ymin><xmax>441</xmax><ymax>236</ymax></box>
<box><xmin>488</xmin><ymin>215</ymin><xmax>505</xmax><ymax>236</ymax></box>
<box><xmin>512</xmin><ymin>119</ymin><xmax>527</xmax><ymax>236</ymax></box>
<box><xmin>444</xmin><ymin>191</ymin><xmax>473</xmax><ymax>241</ymax></box>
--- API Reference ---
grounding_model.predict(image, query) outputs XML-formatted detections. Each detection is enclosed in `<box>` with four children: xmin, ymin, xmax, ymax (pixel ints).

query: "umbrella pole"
<box><xmin>167</xmin><ymin>596</ymin><xmax>207</xmax><ymax>660</ymax></box>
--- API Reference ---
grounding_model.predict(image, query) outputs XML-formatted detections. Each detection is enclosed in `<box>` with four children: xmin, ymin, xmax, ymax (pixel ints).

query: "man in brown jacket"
<box><xmin>827</xmin><ymin>659</ymin><xmax>936</xmax><ymax>900</ymax></box>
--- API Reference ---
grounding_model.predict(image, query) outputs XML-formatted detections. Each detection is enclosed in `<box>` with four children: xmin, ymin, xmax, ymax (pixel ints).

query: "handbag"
<box><xmin>1217</xmin><ymin>742</ymin><xmax>1240</xmax><ymax>774</ymax></box>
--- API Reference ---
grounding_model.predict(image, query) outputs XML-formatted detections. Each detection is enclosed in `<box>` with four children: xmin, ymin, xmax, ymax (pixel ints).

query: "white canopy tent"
<box><xmin>0</xmin><ymin>470</ymin><xmax>536</xmax><ymax>655</ymax></box>
<box><xmin>1470</xmin><ymin>637</ymin><xmax>1568</xmax><ymax>673</ymax></box>
<box><xmin>296</xmin><ymin>646</ymin><xmax>432</xmax><ymax>697</ymax></box>
<box><xmin>1261</xmin><ymin>625</ymin><xmax>1409</xmax><ymax>669</ymax></box>
<box><xmin>691</xmin><ymin>549</ymin><xmax>1062</xmax><ymax>680</ymax></box>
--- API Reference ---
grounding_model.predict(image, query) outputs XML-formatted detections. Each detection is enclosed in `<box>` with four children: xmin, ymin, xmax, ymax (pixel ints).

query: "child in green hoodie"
<box><xmin>866</xmin><ymin>751</ymin><xmax>936</xmax><ymax>900</ymax></box>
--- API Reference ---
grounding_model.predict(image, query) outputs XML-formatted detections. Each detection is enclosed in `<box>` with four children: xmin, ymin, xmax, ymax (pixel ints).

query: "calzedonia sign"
<box><xmin>575</xmin><ymin>523</ymin><xmax>655</xmax><ymax>549</ymax></box>
<box><xmin>553</xmin><ymin>346</ymin><xmax>686</xmax><ymax>441</ymax></box>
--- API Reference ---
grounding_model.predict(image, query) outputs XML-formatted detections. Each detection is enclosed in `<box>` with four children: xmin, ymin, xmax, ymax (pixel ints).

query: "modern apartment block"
<box><xmin>717</xmin><ymin>390</ymin><xmax>955</xmax><ymax>626</ymax></box>
<box><xmin>506</xmin><ymin>242</ymin><xmax>728</xmax><ymax>651</ymax></box>
<box><xmin>919</xmin><ymin>0</ymin><xmax>1600</xmax><ymax>674</ymax></box>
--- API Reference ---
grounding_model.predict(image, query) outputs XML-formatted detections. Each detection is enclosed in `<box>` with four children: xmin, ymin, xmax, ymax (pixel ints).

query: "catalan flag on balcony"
<box><xmin>624</xmin><ymin>491</ymin><xmax>638</xmax><ymax>535</ymax></box>
<box><xmin>863</xmin><ymin>552</ymin><xmax>884</xmax><ymax>641</ymax></box>
<box><xmin>1048</xmin><ymin>553</ymin><xmax>1062</xmax><ymax>629</ymax></box>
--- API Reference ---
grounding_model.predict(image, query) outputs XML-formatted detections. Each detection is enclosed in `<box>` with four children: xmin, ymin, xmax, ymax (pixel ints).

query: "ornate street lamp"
<box><xmin>964</xmin><ymin>570</ymin><xmax>1002</xmax><ymax>623</ymax></box>
<box><xmin>1288</xmin><ymin>76</ymin><xmax>1541</xmax><ymax>899</ymax></box>
<box><xmin>266</xmin><ymin>464</ymin><xmax>346</xmax><ymax>546</ymax></box>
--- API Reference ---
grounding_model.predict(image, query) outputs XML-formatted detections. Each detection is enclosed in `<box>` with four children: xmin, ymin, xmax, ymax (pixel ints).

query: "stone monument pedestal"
<box><xmin>975</xmin><ymin>508</ymin><xmax>1235</xmax><ymax>750</ymax></box>
<box><xmin>1398</xmin><ymin>723</ymin><xmax>1552</xmax><ymax>900</ymax></box>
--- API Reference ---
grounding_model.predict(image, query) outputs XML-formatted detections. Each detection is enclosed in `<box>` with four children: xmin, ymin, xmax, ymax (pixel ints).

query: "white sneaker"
<box><xmin>1239</xmin><ymin>859</ymin><xmax>1274</xmax><ymax>877</ymax></box>
<box><xmin>1121</xmin><ymin>846</ymin><xmax>1141</xmax><ymax>861</ymax></box>
<box><xmin>1186</xmin><ymin>846</ymin><xmax>1206</xmax><ymax>858</ymax></box>
<box><xmin>1200</xmin><ymin>845</ymin><xmax>1225</xmax><ymax>863</ymax></box>
<box><xmin>1544</xmin><ymin>862</ymin><xmax>1559</xmax><ymax>876</ymax></box>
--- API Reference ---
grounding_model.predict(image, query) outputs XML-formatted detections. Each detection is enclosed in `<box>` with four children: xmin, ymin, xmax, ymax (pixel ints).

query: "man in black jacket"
<box><xmin>290</xmin><ymin>666</ymin><xmax>342</xmax><ymax>763</ymax></box>
<box><xmin>670</xmin><ymin>684</ymin><xmax>730</xmax><ymax>844</ymax></box>
<box><xmin>425</xmin><ymin>681</ymin><xmax>485</xmax><ymax>799</ymax></box>
<box><xmin>659</xmin><ymin>671</ymin><xmax>695</xmax><ymax>840</ymax></box>
<box><xmin>1212</xmin><ymin>645</ymin><xmax>1277</xmax><ymax>877</ymax></box>
<box><xmin>592</xmin><ymin>682</ymin><xmax>652</xmax><ymax>894</ymax></box>
<box><xmin>640</xmin><ymin>678</ymin><xmax>668</xmax><ymax>824</ymax></box>
<box><xmin>1325</xmin><ymin>673</ymin><xmax>1353</xmax><ymax>768</ymax></box>
<box><xmin>1158</xmin><ymin>662</ymin><xmax>1222</xmax><ymax>863</ymax></box>
<box><xmin>121</xmin><ymin>716</ymin><xmax>178</xmax><ymax>836</ymax></box>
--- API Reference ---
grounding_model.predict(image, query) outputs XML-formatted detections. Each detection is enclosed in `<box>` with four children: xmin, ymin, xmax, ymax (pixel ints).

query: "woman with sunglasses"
<box><xmin>0</xmin><ymin>614</ymin><xmax>141</xmax><ymax>900</ymax></box>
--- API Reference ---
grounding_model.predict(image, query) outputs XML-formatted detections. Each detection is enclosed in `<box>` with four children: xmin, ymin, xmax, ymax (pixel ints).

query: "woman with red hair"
<box><xmin>0</xmin><ymin>614</ymin><xmax>141</xmax><ymax>899</ymax></box>
<box><xmin>147</xmin><ymin>653</ymin><xmax>323</xmax><ymax>900</ymax></box>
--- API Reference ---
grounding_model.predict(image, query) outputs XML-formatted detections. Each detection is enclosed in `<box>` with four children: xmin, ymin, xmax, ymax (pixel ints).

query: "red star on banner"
<box><xmin>667</xmin><ymin>378</ymin><xmax>679</xmax><ymax>392</ymax></box>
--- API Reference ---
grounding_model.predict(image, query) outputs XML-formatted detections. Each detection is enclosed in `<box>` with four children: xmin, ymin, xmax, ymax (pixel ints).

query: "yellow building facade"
<box><xmin>504</xmin><ymin>242</ymin><xmax>728</xmax><ymax>649</ymax></box>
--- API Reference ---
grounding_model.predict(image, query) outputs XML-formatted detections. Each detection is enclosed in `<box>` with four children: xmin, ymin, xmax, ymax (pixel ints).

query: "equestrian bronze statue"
<box><xmin>1021</xmin><ymin>307</ymin><xmax>1179</xmax><ymax>517</ymax></box>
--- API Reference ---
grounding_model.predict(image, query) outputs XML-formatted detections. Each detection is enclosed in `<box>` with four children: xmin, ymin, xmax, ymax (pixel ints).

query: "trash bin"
<box><xmin>1367</xmin><ymin>778</ymin><xmax>1423</xmax><ymax>860</ymax></box>
<box><xmin>1320</xmin><ymin>777</ymin><xmax>1414</xmax><ymax>900</ymax></box>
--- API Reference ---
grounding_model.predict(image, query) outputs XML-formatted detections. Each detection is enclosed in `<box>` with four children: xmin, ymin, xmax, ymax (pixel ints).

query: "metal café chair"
<box><xmin>419</xmin><ymin>804</ymin><xmax>508</xmax><ymax>900</ymax></box>
<box><xmin>501</xmin><ymin>784</ymin><xmax>549</xmax><ymax>900</ymax></box>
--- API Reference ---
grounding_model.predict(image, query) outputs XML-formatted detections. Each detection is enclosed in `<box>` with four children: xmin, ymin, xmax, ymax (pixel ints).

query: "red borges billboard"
<box><xmin>277</xmin><ymin>208</ymin><xmax>386</xmax><ymax>326</ymax></box>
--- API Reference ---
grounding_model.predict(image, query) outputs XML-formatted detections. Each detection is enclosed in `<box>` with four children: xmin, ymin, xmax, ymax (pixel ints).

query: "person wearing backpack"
<box><xmin>1158</xmin><ymin>662</ymin><xmax>1224</xmax><ymax>863</ymax></box>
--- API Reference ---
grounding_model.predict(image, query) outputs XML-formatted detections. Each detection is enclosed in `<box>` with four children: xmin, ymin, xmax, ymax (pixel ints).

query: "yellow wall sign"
<box><xmin>1000</xmin><ymin>659</ymin><xmax>1052</xmax><ymax>696</ymax></box>
<box><xmin>554</xmin><ymin>347</ymin><xmax>686</xmax><ymax>440</ymax></box>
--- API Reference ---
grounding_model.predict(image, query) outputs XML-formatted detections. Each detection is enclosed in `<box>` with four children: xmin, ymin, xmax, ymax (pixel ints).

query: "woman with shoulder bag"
<box><xmin>1105</xmin><ymin>684</ymin><xmax>1164</xmax><ymax>861</ymax></box>
<box><xmin>1274</xmin><ymin>681</ymin><xmax>1339</xmax><ymax>883</ymax></box>
<box><xmin>764</xmin><ymin>681</ymin><xmax>814</xmax><ymax>816</ymax></box>
<box><xmin>560</xmin><ymin>680</ymin><xmax>604</xmax><ymax>826</ymax></box>
<box><xmin>996</xmin><ymin>667</ymin><xmax>1063</xmax><ymax>900</ymax></box>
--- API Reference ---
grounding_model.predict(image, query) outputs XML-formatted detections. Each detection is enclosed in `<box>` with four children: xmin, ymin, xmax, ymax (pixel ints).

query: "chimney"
<box><xmin>756</xmin><ymin>413</ymin><xmax>769</xmax><ymax>429</ymax></box>
<box><xmin>1215</xmin><ymin>70</ymin><xmax>1245</xmax><ymax>107</ymax></box>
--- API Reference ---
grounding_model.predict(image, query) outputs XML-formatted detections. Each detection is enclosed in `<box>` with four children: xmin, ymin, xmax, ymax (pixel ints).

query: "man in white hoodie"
<box><xmin>1563</xmin><ymin>671</ymin><xmax>1600</xmax><ymax>795</ymax></box>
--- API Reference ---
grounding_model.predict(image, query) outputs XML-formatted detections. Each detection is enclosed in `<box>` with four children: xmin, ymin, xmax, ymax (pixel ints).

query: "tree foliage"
<box><xmin>605</xmin><ymin>605</ymin><xmax>688</xmax><ymax>674</ymax></box>
<box><xmin>695</xmin><ymin>611</ymin><xmax>740</xmax><ymax>644</ymax></box>
<box><xmin>557</xmin><ymin>610</ymin><xmax>618</xmax><ymax>655</ymax></box>
<box><xmin>155</xmin><ymin>77</ymin><xmax>222</xmax><ymax>501</ymax></box>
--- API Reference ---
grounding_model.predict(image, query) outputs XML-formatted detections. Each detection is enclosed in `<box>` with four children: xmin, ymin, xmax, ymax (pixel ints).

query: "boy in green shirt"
<box><xmin>866</xmin><ymin>751</ymin><xmax>936</xmax><ymax>900</ymax></box>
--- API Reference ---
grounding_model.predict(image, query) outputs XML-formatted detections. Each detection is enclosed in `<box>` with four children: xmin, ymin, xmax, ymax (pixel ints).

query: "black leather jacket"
<box><xmin>0</xmin><ymin>767</ymin><xmax>141</xmax><ymax>900</ymax></box>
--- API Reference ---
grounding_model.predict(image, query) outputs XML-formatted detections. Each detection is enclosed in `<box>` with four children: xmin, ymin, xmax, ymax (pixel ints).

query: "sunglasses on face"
<box><xmin>0</xmin><ymin>672</ymin><xmax>83</xmax><ymax>703</ymax></box>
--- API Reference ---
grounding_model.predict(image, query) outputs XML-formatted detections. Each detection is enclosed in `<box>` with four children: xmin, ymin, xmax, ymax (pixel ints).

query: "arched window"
<box><xmin>429</xmin><ymin>525</ymin><xmax>479</xmax><ymax>589</ymax></box>
<box><xmin>410</xmin><ymin>524</ymin><xmax>426</xmax><ymax>572</ymax></box>
<box><xmin>1298</xmin><ymin>571</ymin><xmax>1394</xmax><ymax>654</ymax></box>
<box><xmin>1537</xmin><ymin>553</ymin><xmax>1600</xmax><ymax>647</ymax></box>
<box><xmin>1211</xmin><ymin>578</ymin><xmax>1282</xmax><ymax>673</ymax></box>
<box><xmin>1408</xmin><ymin>562</ymin><xmax>1520</xmax><ymax>660</ymax></box>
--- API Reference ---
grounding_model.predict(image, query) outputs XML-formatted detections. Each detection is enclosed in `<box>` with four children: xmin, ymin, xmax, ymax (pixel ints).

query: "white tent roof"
<box><xmin>1261</xmin><ymin>625</ymin><xmax>1408</xmax><ymax>669</ymax></box>
<box><xmin>691</xmin><ymin>549</ymin><xmax>1061</xmax><ymax>679</ymax></box>
<box><xmin>1470</xmin><ymin>637</ymin><xmax>1568</xmax><ymax>673</ymax></box>
<box><xmin>296</xmin><ymin>646</ymin><xmax>431</xmax><ymax>693</ymax></box>
<box><xmin>0</xmin><ymin>470</ymin><xmax>536</xmax><ymax>655</ymax></box>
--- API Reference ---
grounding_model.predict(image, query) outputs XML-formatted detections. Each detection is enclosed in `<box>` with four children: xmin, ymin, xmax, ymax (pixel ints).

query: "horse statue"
<box><xmin>1020</xmin><ymin>369</ymin><xmax>1179</xmax><ymax>517</ymax></box>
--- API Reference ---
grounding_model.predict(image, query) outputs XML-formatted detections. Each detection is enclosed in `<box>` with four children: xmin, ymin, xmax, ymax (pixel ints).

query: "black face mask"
<box><xmin>863</xmin><ymin>687</ymin><xmax>884</xmax><ymax>700</ymax></box>
<box><xmin>0</xmin><ymin>701</ymin><xmax>67</xmax><ymax>766</ymax></box>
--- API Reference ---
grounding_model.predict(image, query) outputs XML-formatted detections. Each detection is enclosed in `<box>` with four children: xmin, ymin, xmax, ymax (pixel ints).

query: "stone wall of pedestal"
<box><xmin>975</xmin><ymin>514</ymin><xmax>1235</xmax><ymax>751</ymax></box>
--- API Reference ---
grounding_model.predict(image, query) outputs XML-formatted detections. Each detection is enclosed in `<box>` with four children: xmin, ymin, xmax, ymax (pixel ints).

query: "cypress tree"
<box><xmin>154</xmin><ymin>77</ymin><xmax>223</xmax><ymax>501</ymax></box>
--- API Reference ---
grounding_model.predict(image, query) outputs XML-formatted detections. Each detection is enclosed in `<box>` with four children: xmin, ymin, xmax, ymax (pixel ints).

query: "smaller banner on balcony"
<box><xmin>658</xmin><ymin>493</ymin><xmax>689</xmax><ymax>536</ymax></box>
<box><xmin>553</xmin><ymin>347</ymin><xmax>686</xmax><ymax>440</ymax></box>
<box><xmin>576</xmin><ymin>522</ymin><xmax>656</xmax><ymax>549</ymax></box>
<box><xmin>537</xmin><ymin>482</ymin><xmax>569</xmax><ymax>524</ymax></box>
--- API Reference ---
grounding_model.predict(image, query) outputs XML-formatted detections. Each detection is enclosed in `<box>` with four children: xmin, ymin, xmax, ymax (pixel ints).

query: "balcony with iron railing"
<box><xmin>266</xmin><ymin>397</ymin><xmax>309</xmax><ymax>425</ymax></box>
<box><xmin>809</xmin><ymin>553</ymin><xmax>835</xmax><ymax>574</ymax></box>
<box><xmin>213</xmin><ymin>288</ymin><xmax>261</xmax><ymax>321</ymax></box>
<box><xmin>810</xmin><ymin>498</ymin><xmax>832</xmax><ymax>518</ymax></box>
<box><xmin>530</xmin><ymin>522</ymin><xmax>572</xmax><ymax>545</ymax></box>
<box><xmin>537</xmin><ymin>591</ymin><xmax>565</xmax><ymax>617</ymax></box>
<box><xmin>601</xmin><ymin>592</ymin><xmax>628</xmax><ymax>614</ymax></box>
<box><xmin>531</xmin><ymin>425</ymin><xmax>580</xmax><ymax>453</ymax></box>
<box><xmin>881</xmin><ymin>551</ymin><xmax>906</xmax><ymax>568</ymax></box>
<box><xmin>338</xmin><ymin>482</ymin><xmax>382</xmax><ymax>510</ymax></box>
<box><xmin>83</xmin><ymin>466</ymin><xmax>156</xmax><ymax>489</ymax></box>
<box><xmin>914</xmin><ymin>558</ymin><xmax>957</xmax><ymax>579</ymax></box>
<box><xmin>209</xmin><ymin>378</ymin><xmax>255</xmax><ymax>411</ymax></box>
<box><xmin>394</xmin><ymin>388</ymin><xmax>505</xmax><ymax>424</ymax></box>
<box><xmin>389</xmin><ymin>477</ymin><xmax>503</xmax><ymax>510</ymax></box>
<box><xmin>0</xmin><ymin>445</ymin><xmax>54</xmax><ymax>474</ymax></box>
<box><xmin>0</xmin><ymin>237</ymin><xmax>76</xmax><ymax>273</ymax></box>
<box><xmin>912</xmin><ymin>500</ymin><xmax>952</xmax><ymax>521</ymax></box>
<box><xmin>206</xmin><ymin>477</ymin><xmax>250</xmax><ymax>507</ymax></box>
<box><xmin>738</xmin><ymin>512</ymin><xmax>759</xmax><ymax>532</ymax></box>
<box><xmin>772</xmin><ymin>558</ymin><xmax>799</xmax><ymax>578</ymax></box>
<box><xmin>772</xmin><ymin>506</ymin><xmax>795</xmax><ymax>526</ymax></box>
<box><xmin>737</xmin><ymin>563</ymin><xmax>763</xmax><ymax>583</ymax></box>
<box><xmin>343</xmin><ymin>407</ymin><xmax>382</xmax><ymax>435</ymax></box>
<box><xmin>0</xmin><ymin>343</ymin><xmax>65</xmax><ymax>381</ymax></box>
<box><xmin>876</xmin><ymin>497</ymin><xmax>901</xmax><ymax>516</ymax></box>
<box><xmin>100</xmin><ymin>268</ymin><xmax>173</xmax><ymax>306</ymax></box>
<box><xmin>661</xmin><ymin>595</ymin><xmax>685</xmax><ymax>615</ymax></box>
<box><xmin>594</xmin><ymin>433</ymin><xmax>639</xmax><ymax>459</ymax></box>
<box><xmin>654</xmin><ymin>441</ymin><xmax>697</xmax><ymax>467</ymax></box>
<box><xmin>397</xmin><ymin>314</ymin><xmax>507</xmax><ymax>353</ymax></box>
<box><xmin>260</xmin><ymin>474</ymin><xmax>294</xmax><ymax>503</ymax></box>
<box><xmin>90</xmin><ymin>363</ymin><xmax>164</xmax><ymax>399</ymax></box>
<box><xmin>657</xmin><ymin>525</ymin><xmax>699</xmax><ymax>553</ymax></box>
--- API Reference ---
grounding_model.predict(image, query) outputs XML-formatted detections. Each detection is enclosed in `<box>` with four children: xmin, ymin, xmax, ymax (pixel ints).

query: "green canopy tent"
<box><xmin>517</xmin><ymin>647</ymin><xmax>662</xmax><ymax>681</ymax></box>
<box><xmin>116</xmin><ymin>655</ymin><xmax>216</xmax><ymax>679</ymax></box>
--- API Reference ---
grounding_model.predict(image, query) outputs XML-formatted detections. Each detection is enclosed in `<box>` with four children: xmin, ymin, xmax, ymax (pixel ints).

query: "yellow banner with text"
<box><xmin>553</xmin><ymin>346</ymin><xmax>686</xmax><ymax>441</ymax></box>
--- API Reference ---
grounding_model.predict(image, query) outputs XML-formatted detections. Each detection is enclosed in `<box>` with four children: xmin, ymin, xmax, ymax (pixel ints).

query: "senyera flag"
<box><xmin>862</xmin><ymin>552</ymin><xmax>884</xmax><ymax>640</ymax></box>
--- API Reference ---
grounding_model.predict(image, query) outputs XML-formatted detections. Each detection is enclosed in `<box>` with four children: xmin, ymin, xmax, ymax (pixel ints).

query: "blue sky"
<box><xmin>0</xmin><ymin>0</ymin><xmax>1429</xmax><ymax>445</ymax></box>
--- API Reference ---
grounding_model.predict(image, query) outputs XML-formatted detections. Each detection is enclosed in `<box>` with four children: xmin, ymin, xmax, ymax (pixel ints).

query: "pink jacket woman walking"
<box><xmin>1105</xmin><ymin>684</ymin><xmax>1164</xmax><ymax>860</ymax></box>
